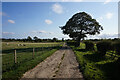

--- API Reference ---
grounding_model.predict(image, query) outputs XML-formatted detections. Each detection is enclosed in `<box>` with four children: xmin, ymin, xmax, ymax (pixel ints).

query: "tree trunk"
<box><xmin>76</xmin><ymin>36</ymin><xmax>81</xmax><ymax>47</ymax></box>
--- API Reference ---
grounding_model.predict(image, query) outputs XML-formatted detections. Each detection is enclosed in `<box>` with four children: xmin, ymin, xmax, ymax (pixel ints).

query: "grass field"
<box><xmin>2</xmin><ymin>42</ymin><xmax>63</xmax><ymax>80</ymax></box>
<box><xmin>70</xmin><ymin>43</ymin><xmax>120</xmax><ymax>80</ymax></box>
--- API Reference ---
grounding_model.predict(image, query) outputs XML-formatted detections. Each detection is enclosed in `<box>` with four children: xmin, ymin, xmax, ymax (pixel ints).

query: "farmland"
<box><xmin>2</xmin><ymin>42</ymin><xmax>63</xmax><ymax>79</ymax></box>
<box><xmin>2</xmin><ymin>40</ymin><xmax>120</xmax><ymax>80</ymax></box>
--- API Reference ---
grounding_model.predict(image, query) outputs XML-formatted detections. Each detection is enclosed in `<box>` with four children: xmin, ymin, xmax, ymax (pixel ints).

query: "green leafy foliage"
<box><xmin>60</xmin><ymin>12</ymin><xmax>103</xmax><ymax>47</ymax></box>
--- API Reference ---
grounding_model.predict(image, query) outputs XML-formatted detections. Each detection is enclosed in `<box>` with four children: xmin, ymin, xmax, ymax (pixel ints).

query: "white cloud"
<box><xmin>52</xmin><ymin>3</ymin><xmax>63</xmax><ymax>14</ymax></box>
<box><xmin>2</xmin><ymin>32</ymin><xmax>15</xmax><ymax>35</ymax></box>
<box><xmin>39</xmin><ymin>31</ymin><xmax>54</xmax><ymax>34</ymax></box>
<box><xmin>87</xmin><ymin>33</ymin><xmax>118</xmax><ymax>39</ymax></box>
<box><xmin>31</xmin><ymin>31</ymin><xmax>37</xmax><ymax>33</ymax></box>
<box><xmin>58</xmin><ymin>35</ymin><xmax>70</xmax><ymax>39</ymax></box>
<box><xmin>97</xmin><ymin>12</ymin><xmax>113</xmax><ymax>21</ymax></box>
<box><xmin>106</xmin><ymin>12</ymin><xmax>113</xmax><ymax>19</ymax></box>
<box><xmin>62</xmin><ymin>0</ymin><xmax>83</xmax><ymax>2</ymax></box>
<box><xmin>48</xmin><ymin>32</ymin><xmax>54</xmax><ymax>34</ymax></box>
<box><xmin>39</xmin><ymin>30</ymin><xmax>47</xmax><ymax>33</ymax></box>
<box><xmin>0</xmin><ymin>12</ymin><xmax>8</xmax><ymax>17</ymax></box>
<box><xmin>98</xmin><ymin>33</ymin><xmax>118</xmax><ymax>38</ymax></box>
<box><xmin>104</xmin><ymin>0</ymin><xmax>112</xmax><ymax>4</ymax></box>
<box><xmin>45</xmin><ymin>19</ymin><xmax>53</xmax><ymax>24</ymax></box>
<box><xmin>8</xmin><ymin>19</ymin><xmax>15</xmax><ymax>24</ymax></box>
<box><xmin>31</xmin><ymin>30</ymin><xmax>54</xmax><ymax>34</ymax></box>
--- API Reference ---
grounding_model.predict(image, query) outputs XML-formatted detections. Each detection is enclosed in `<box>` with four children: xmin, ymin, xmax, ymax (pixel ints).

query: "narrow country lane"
<box><xmin>21</xmin><ymin>43</ymin><xmax>84</xmax><ymax>80</ymax></box>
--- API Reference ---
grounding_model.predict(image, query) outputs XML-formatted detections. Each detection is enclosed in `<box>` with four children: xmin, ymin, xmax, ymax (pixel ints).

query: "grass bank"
<box><xmin>70</xmin><ymin>43</ymin><xmax>120</xmax><ymax>80</ymax></box>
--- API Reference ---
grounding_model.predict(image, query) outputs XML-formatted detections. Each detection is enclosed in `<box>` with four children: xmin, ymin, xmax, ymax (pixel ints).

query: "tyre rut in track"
<box><xmin>21</xmin><ymin>44</ymin><xmax>84</xmax><ymax>79</ymax></box>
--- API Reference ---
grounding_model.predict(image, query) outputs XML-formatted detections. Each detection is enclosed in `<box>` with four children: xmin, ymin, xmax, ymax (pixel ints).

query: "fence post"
<box><xmin>33</xmin><ymin>48</ymin><xmax>34</xmax><ymax>59</ymax></box>
<box><xmin>14</xmin><ymin>49</ymin><xmax>17</xmax><ymax>64</ymax></box>
<box><xmin>42</xmin><ymin>47</ymin><xmax>43</xmax><ymax>53</ymax></box>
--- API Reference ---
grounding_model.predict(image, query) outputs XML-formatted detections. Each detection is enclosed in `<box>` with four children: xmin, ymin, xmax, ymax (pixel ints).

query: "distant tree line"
<box><xmin>1</xmin><ymin>36</ymin><xmax>65</xmax><ymax>42</ymax></box>
<box><xmin>84</xmin><ymin>38</ymin><xmax>120</xmax><ymax>42</ymax></box>
<box><xmin>1</xmin><ymin>36</ymin><xmax>120</xmax><ymax>43</ymax></box>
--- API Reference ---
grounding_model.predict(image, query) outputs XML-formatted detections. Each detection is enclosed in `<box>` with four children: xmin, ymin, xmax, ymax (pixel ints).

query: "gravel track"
<box><xmin>21</xmin><ymin>43</ymin><xmax>84</xmax><ymax>80</ymax></box>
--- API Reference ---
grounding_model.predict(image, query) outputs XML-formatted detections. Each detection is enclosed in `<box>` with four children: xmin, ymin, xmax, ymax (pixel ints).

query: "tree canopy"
<box><xmin>27</xmin><ymin>36</ymin><xmax>32</xmax><ymax>41</ymax></box>
<box><xmin>60</xmin><ymin>12</ymin><xmax>103</xmax><ymax>47</ymax></box>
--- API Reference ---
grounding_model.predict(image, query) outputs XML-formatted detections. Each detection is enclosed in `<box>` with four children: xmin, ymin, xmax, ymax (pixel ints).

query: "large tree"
<box><xmin>60</xmin><ymin>12</ymin><xmax>103</xmax><ymax>47</ymax></box>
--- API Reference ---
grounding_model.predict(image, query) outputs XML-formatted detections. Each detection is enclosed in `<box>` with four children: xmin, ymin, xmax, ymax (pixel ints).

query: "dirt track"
<box><xmin>21</xmin><ymin>43</ymin><xmax>84</xmax><ymax>79</ymax></box>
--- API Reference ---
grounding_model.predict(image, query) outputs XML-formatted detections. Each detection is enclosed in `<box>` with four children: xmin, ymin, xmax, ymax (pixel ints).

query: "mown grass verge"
<box><xmin>70</xmin><ymin>43</ymin><xmax>120</xmax><ymax>80</ymax></box>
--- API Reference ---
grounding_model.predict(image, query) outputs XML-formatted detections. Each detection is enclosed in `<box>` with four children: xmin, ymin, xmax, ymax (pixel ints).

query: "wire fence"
<box><xmin>2</xmin><ymin>43</ymin><xmax>62</xmax><ymax>73</ymax></box>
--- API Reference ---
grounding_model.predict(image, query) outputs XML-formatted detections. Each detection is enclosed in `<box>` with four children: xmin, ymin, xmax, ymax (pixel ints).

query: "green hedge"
<box><xmin>96</xmin><ymin>41</ymin><xmax>111</xmax><ymax>56</ymax></box>
<box><xmin>112</xmin><ymin>41</ymin><xmax>120</xmax><ymax>55</ymax></box>
<box><xmin>84</xmin><ymin>41</ymin><xmax>94</xmax><ymax>51</ymax></box>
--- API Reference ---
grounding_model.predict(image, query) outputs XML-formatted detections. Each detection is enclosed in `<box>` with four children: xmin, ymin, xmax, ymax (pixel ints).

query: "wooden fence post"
<box><xmin>14</xmin><ymin>50</ymin><xmax>17</xmax><ymax>64</ymax></box>
<box><xmin>33</xmin><ymin>48</ymin><xmax>34</xmax><ymax>59</ymax></box>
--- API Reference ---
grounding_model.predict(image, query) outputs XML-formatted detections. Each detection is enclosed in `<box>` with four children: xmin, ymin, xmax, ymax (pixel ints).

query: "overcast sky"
<box><xmin>1</xmin><ymin>1</ymin><xmax>118</xmax><ymax>39</ymax></box>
